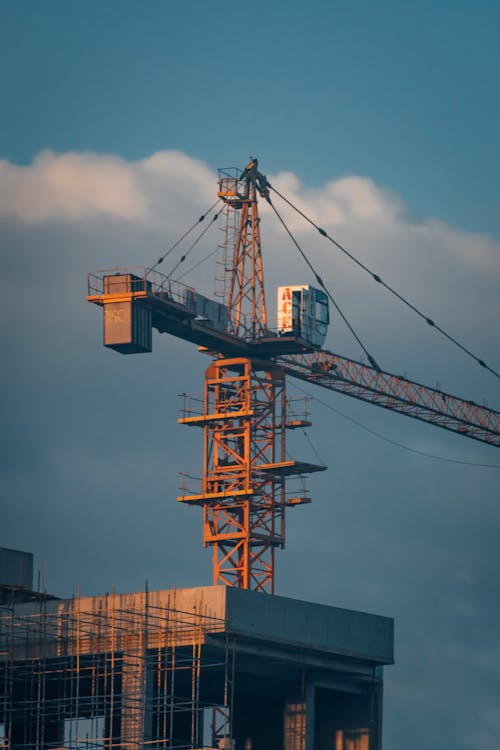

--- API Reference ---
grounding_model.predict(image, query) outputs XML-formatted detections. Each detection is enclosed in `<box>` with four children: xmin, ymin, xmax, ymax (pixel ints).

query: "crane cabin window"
<box><xmin>315</xmin><ymin>289</ymin><xmax>329</xmax><ymax>337</ymax></box>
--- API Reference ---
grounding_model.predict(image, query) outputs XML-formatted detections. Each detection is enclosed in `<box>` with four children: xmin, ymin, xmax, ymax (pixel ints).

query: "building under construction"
<box><xmin>1</xmin><ymin>547</ymin><xmax>392</xmax><ymax>750</ymax></box>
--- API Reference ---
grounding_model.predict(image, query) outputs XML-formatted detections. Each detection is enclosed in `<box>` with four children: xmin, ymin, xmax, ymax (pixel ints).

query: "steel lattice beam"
<box><xmin>278</xmin><ymin>350</ymin><xmax>500</xmax><ymax>447</ymax></box>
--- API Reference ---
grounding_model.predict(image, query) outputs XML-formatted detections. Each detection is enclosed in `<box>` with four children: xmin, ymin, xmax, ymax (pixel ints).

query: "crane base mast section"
<box><xmin>178</xmin><ymin>357</ymin><xmax>326</xmax><ymax>593</ymax></box>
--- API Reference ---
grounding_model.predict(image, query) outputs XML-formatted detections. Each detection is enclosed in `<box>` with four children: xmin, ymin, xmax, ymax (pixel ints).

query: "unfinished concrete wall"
<box><xmin>1</xmin><ymin>585</ymin><xmax>392</xmax><ymax>750</ymax></box>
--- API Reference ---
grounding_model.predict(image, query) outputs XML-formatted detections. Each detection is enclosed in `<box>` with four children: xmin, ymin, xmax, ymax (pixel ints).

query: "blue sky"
<box><xmin>2</xmin><ymin>0</ymin><xmax>500</xmax><ymax>235</ymax></box>
<box><xmin>1</xmin><ymin>3</ymin><xmax>500</xmax><ymax>750</ymax></box>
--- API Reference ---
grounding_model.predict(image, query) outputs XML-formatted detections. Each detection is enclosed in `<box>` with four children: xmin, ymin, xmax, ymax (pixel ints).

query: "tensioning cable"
<box><xmin>146</xmin><ymin>199</ymin><xmax>221</xmax><ymax>276</ymax></box>
<box><xmin>177</xmin><ymin>248</ymin><xmax>218</xmax><ymax>282</ymax></box>
<box><xmin>268</xmin><ymin>184</ymin><xmax>500</xmax><ymax>380</ymax></box>
<box><xmin>268</xmin><ymin>197</ymin><xmax>381</xmax><ymax>371</ymax></box>
<box><xmin>289</xmin><ymin>380</ymin><xmax>500</xmax><ymax>469</ymax></box>
<box><xmin>166</xmin><ymin>207</ymin><xmax>221</xmax><ymax>280</ymax></box>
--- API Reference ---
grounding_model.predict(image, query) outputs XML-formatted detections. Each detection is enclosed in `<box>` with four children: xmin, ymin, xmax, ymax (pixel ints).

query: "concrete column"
<box><xmin>369</xmin><ymin>679</ymin><xmax>384</xmax><ymax>750</ymax></box>
<box><xmin>305</xmin><ymin>681</ymin><xmax>316</xmax><ymax>750</ymax></box>
<box><xmin>283</xmin><ymin>699</ymin><xmax>306</xmax><ymax>750</ymax></box>
<box><xmin>120</xmin><ymin>652</ymin><xmax>155</xmax><ymax>748</ymax></box>
<box><xmin>283</xmin><ymin>682</ymin><xmax>315</xmax><ymax>750</ymax></box>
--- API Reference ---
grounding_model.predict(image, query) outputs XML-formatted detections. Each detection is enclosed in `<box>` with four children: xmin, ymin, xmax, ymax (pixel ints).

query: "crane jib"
<box><xmin>279</xmin><ymin>351</ymin><xmax>500</xmax><ymax>447</ymax></box>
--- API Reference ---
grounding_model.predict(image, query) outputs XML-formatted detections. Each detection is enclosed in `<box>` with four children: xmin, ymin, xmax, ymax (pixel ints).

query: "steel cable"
<box><xmin>177</xmin><ymin>248</ymin><xmax>219</xmax><ymax>282</ymax></box>
<box><xmin>146</xmin><ymin>199</ymin><xmax>221</xmax><ymax>276</ymax></box>
<box><xmin>268</xmin><ymin>184</ymin><xmax>500</xmax><ymax>380</ymax></box>
<box><xmin>166</xmin><ymin>209</ymin><xmax>221</xmax><ymax>279</ymax></box>
<box><xmin>268</xmin><ymin>197</ymin><xmax>381</xmax><ymax>371</ymax></box>
<box><xmin>290</xmin><ymin>381</ymin><xmax>500</xmax><ymax>468</ymax></box>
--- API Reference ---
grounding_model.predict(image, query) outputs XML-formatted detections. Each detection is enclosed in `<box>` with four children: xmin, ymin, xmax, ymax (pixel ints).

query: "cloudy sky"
<box><xmin>1</xmin><ymin>2</ymin><xmax>500</xmax><ymax>749</ymax></box>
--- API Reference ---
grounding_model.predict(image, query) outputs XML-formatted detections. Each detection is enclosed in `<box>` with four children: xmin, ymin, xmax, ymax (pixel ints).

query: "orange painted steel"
<box><xmin>87</xmin><ymin>158</ymin><xmax>500</xmax><ymax>597</ymax></box>
<box><xmin>225</xmin><ymin>162</ymin><xmax>268</xmax><ymax>338</ymax></box>
<box><xmin>178</xmin><ymin>357</ymin><xmax>316</xmax><ymax>593</ymax></box>
<box><xmin>278</xmin><ymin>350</ymin><xmax>500</xmax><ymax>447</ymax></box>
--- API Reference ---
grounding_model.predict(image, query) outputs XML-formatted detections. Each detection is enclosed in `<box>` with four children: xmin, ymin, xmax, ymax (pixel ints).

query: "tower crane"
<box><xmin>87</xmin><ymin>158</ymin><xmax>500</xmax><ymax>594</ymax></box>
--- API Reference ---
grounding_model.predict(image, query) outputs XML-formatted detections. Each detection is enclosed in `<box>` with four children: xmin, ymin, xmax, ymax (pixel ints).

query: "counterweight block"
<box><xmin>102</xmin><ymin>273</ymin><xmax>152</xmax><ymax>354</ymax></box>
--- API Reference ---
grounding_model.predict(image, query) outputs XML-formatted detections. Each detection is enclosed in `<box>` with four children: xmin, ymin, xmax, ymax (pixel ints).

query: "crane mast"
<box><xmin>87</xmin><ymin>157</ymin><xmax>500</xmax><ymax>595</ymax></box>
<box><xmin>179</xmin><ymin>358</ymin><xmax>323</xmax><ymax>592</ymax></box>
<box><xmin>178</xmin><ymin>161</ymin><xmax>323</xmax><ymax>592</ymax></box>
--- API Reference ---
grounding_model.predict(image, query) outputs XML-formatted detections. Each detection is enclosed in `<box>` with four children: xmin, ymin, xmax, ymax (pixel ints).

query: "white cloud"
<box><xmin>0</xmin><ymin>149</ymin><xmax>430</xmax><ymax>232</ymax></box>
<box><xmin>261</xmin><ymin>171</ymin><xmax>401</xmax><ymax>231</ymax></box>
<box><xmin>141</xmin><ymin>149</ymin><xmax>214</xmax><ymax>192</ymax></box>
<box><xmin>0</xmin><ymin>149</ymin><xmax>215</xmax><ymax>227</ymax></box>
<box><xmin>0</xmin><ymin>148</ymin><xmax>497</xmax><ymax>277</ymax></box>
<box><xmin>0</xmin><ymin>150</ymin><xmax>149</xmax><ymax>222</ymax></box>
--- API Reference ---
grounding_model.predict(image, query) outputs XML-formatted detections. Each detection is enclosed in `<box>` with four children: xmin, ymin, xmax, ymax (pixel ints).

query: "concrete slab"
<box><xmin>225</xmin><ymin>587</ymin><xmax>394</xmax><ymax>665</ymax></box>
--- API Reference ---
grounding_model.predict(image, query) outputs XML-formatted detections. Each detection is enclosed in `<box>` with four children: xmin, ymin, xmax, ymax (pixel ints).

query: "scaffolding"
<box><xmin>0</xmin><ymin>590</ymin><xmax>234</xmax><ymax>750</ymax></box>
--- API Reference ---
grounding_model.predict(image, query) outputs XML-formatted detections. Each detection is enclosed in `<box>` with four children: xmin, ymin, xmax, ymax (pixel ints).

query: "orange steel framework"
<box><xmin>176</xmin><ymin>161</ymin><xmax>325</xmax><ymax>593</ymax></box>
<box><xmin>218</xmin><ymin>161</ymin><xmax>268</xmax><ymax>338</ymax></box>
<box><xmin>86</xmin><ymin>157</ymin><xmax>500</xmax><ymax>597</ymax></box>
<box><xmin>179</xmin><ymin>358</ymin><xmax>324</xmax><ymax>593</ymax></box>
<box><xmin>279</xmin><ymin>349</ymin><xmax>500</xmax><ymax>445</ymax></box>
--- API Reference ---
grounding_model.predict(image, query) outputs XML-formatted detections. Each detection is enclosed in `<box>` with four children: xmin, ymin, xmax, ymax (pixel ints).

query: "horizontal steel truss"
<box><xmin>278</xmin><ymin>350</ymin><xmax>500</xmax><ymax>447</ymax></box>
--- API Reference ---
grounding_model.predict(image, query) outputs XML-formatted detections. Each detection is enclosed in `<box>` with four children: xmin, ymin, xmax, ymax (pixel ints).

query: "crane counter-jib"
<box><xmin>87</xmin><ymin>268</ymin><xmax>325</xmax><ymax>357</ymax></box>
